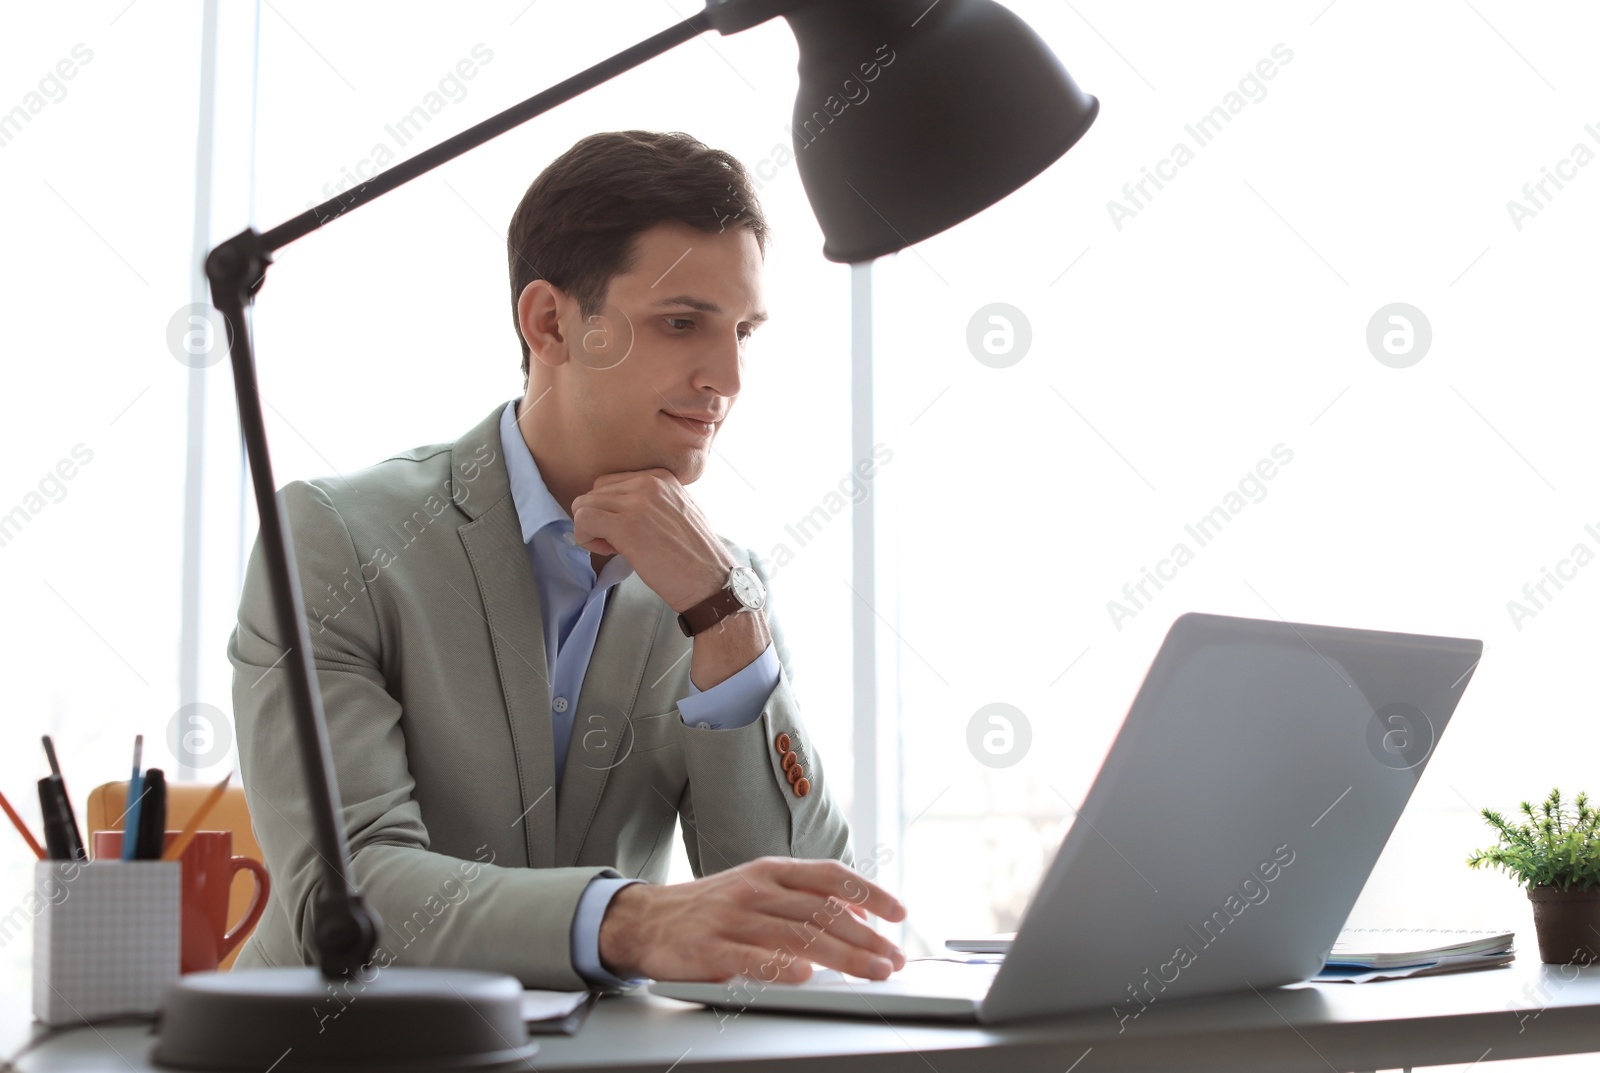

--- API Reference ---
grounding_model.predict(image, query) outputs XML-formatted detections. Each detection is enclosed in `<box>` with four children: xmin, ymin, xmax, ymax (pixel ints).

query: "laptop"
<box><xmin>651</xmin><ymin>611</ymin><xmax>1482</xmax><ymax>1025</ymax></box>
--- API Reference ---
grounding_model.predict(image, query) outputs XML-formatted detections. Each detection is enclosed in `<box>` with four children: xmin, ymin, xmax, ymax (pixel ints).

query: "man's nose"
<box><xmin>696</xmin><ymin>328</ymin><xmax>743</xmax><ymax>398</ymax></box>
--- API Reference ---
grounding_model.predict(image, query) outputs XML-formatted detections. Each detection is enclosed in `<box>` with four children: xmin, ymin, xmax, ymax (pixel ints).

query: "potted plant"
<box><xmin>1467</xmin><ymin>789</ymin><xmax>1600</xmax><ymax>964</ymax></box>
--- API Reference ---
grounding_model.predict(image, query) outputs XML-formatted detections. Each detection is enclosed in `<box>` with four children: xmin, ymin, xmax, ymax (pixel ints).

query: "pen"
<box><xmin>163</xmin><ymin>772</ymin><xmax>232</xmax><ymax>861</ymax></box>
<box><xmin>0</xmin><ymin>788</ymin><xmax>46</xmax><ymax>860</ymax></box>
<box><xmin>38</xmin><ymin>777</ymin><xmax>86</xmax><ymax>861</ymax></box>
<box><xmin>121</xmin><ymin>735</ymin><xmax>144</xmax><ymax>861</ymax></box>
<box><xmin>39</xmin><ymin>736</ymin><xmax>86</xmax><ymax>862</ymax></box>
<box><xmin>134</xmin><ymin>768</ymin><xmax>167</xmax><ymax>860</ymax></box>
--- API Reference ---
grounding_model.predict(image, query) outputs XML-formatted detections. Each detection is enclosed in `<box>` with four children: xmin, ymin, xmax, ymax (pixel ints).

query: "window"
<box><xmin>4</xmin><ymin>2</ymin><xmax>1595</xmax><ymax>1011</ymax></box>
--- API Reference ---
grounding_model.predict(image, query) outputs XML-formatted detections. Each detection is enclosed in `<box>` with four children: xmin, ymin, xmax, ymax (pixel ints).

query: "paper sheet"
<box><xmin>521</xmin><ymin>989</ymin><xmax>591</xmax><ymax>1022</ymax></box>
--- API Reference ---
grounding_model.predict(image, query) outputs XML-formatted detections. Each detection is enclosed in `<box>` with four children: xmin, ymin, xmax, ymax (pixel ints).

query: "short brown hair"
<box><xmin>507</xmin><ymin>130</ymin><xmax>769</xmax><ymax>378</ymax></box>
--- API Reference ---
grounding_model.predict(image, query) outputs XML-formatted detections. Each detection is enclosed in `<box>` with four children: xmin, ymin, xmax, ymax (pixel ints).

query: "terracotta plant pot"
<box><xmin>1527</xmin><ymin>886</ymin><xmax>1600</xmax><ymax>964</ymax></box>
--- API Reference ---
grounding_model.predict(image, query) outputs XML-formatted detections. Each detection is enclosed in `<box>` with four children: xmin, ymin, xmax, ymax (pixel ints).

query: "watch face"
<box><xmin>729</xmin><ymin>566</ymin><xmax>766</xmax><ymax>610</ymax></box>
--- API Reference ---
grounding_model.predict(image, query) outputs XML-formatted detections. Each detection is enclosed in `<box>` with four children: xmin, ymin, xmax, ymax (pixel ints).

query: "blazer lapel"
<box><xmin>554</xmin><ymin>573</ymin><xmax>665</xmax><ymax>865</ymax></box>
<box><xmin>453</xmin><ymin>406</ymin><xmax>559</xmax><ymax>869</ymax></box>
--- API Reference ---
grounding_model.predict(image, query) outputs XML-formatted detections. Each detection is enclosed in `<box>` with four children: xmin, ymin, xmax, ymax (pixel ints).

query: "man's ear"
<box><xmin>517</xmin><ymin>279</ymin><xmax>569</xmax><ymax>369</ymax></box>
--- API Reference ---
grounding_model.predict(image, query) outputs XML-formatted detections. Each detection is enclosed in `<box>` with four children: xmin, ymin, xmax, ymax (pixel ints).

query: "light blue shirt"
<box><xmin>498</xmin><ymin>401</ymin><xmax>779</xmax><ymax>987</ymax></box>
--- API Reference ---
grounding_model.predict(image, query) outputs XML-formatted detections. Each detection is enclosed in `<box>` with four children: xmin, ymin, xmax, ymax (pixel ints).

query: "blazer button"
<box><xmin>781</xmin><ymin>750</ymin><xmax>797</xmax><ymax>772</ymax></box>
<box><xmin>787</xmin><ymin>763</ymin><xmax>803</xmax><ymax>786</ymax></box>
<box><xmin>794</xmin><ymin>777</ymin><xmax>810</xmax><ymax>797</ymax></box>
<box><xmin>774</xmin><ymin>732</ymin><xmax>791</xmax><ymax>754</ymax></box>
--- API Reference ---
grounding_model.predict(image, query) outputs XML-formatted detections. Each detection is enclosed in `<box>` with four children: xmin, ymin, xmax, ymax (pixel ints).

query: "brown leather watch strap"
<box><xmin>677</xmin><ymin>585</ymin><xmax>746</xmax><ymax>637</ymax></box>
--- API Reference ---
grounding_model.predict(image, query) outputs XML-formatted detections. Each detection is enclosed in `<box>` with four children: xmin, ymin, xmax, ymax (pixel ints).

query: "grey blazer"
<box><xmin>229</xmin><ymin>402</ymin><xmax>853</xmax><ymax>989</ymax></box>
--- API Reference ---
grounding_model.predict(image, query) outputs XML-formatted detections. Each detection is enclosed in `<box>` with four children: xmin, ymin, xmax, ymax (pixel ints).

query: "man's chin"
<box><xmin>657</xmin><ymin>448</ymin><xmax>708</xmax><ymax>485</ymax></box>
<box><xmin>614</xmin><ymin>445</ymin><xmax>705</xmax><ymax>485</ymax></box>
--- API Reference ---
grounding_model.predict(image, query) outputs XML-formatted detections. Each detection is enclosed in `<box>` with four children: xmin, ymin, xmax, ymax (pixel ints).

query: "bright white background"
<box><xmin>2</xmin><ymin>3</ymin><xmax>1597</xmax><ymax>1067</ymax></box>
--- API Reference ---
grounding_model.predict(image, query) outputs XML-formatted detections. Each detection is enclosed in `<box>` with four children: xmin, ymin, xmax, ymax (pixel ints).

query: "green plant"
<box><xmin>1467</xmin><ymin>789</ymin><xmax>1600</xmax><ymax>892</ymax></box>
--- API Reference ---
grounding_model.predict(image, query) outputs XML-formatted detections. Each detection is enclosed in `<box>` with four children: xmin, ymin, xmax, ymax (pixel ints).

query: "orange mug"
<box><xmin>91</xmin><ymin>829</ymin><xmax>269</xmax><ymax>974</ymax></box>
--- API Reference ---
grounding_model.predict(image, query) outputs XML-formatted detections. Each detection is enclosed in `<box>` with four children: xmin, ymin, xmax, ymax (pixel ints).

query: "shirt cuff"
<box><xmin>676</xmin><ymin>640</ymin><xmax>779</xmax><ymax>730</ymax></box>
<box><xmin>570</xmin><ymin>877</ymin><xmax>647</xmax><ymax>989</ymax></box>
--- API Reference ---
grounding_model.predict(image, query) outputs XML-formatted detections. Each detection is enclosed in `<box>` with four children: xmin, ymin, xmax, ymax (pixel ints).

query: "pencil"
<box><xmin>0</xmin><ymin>788</ymin><xmax>47</xmax><ymax>860</ymax></box>
<box><xmin>161</xmin><ymin>772</ymin><xmax>233</xmax><ymax>862</ymax></box>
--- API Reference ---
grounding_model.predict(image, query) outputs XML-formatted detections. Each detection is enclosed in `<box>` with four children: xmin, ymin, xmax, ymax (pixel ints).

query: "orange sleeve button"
<box><xmin>782</xmin><ymin>750</ymin><xmax>798</xmax><ymax>772</ymax></box>
<box><xmin>774</xmin><ymin>732</ymin><xmax>791</xmax><ymax>754</ymax></box>
<box><xmin>787</xmin><ymin>764</ymin><xmax>803</xmax><ymax>786</ymax></box>
<box><xmin>794</xmin><ymin>778</ymin><xmax>811</xmax><ymax>797</ymax></box>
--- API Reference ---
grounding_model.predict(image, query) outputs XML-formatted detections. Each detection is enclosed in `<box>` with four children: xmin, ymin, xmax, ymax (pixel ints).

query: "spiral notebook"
<box><xmin>947</xmin><ymin>927</ymin><xmax>1517</xmax><ymax>984</ymax></box>
<box><xmin>1316</xmin><ymin>928</ymin><xmax>1515</xmax><ymax>982</ymax></box>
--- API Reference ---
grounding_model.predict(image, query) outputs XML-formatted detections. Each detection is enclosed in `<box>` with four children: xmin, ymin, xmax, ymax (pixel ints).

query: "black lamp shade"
<box><xmin>782</xmin><ymin>0</ymin><xmax>1098</xmax><ymax>264</ymax></box>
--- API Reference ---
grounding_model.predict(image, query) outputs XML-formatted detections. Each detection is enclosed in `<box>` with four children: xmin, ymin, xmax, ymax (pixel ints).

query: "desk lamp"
<box><xmin>153</xmin><ymin>0</ymin><xmax>1097</xmax><ymax>1068</ymax></box>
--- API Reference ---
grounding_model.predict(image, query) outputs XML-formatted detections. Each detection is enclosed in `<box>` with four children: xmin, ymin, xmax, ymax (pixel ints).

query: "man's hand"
<box><xmin>598</xmin><ymin>857</ymin><xmax>908</xmax><ymax>984</ymax></box>
<box><xmin>572</xmin><ymin>468</ymin><xmax>771</xmax><ymax>690</ymax></box>
<box><xmin>571</xmin><ymin>468</ymin><xmax>733</xmax><ymax>614</ymax></box>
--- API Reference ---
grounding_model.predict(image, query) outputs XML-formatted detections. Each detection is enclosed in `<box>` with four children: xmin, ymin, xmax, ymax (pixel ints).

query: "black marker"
<box><xmin>134</xmin><ymin>768</ymin><xmax>167</xmax><ymax>860</ymax></box>
<box><xmin>38</xmin><ymin>777</ymin><xmax>85</xmax><ymax>861</ymax></box>
<box><xmin>39</xmin><ymin>736</ymin><xmax>86</xmax><ymax>861</ymax></box>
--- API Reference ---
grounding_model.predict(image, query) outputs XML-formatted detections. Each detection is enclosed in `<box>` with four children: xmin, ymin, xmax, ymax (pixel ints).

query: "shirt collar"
<box><xmin>497</xmin><ymin>400</ymin><xmax>637</xmax><ymax>590</ymax></box>
<box><xmin>499</xmin><ymin>399</ymin><xmax>577</xmax><ymax>545</ymax></box>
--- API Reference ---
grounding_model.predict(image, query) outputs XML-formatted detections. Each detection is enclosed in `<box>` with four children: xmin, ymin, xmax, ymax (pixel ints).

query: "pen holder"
<box><xmin>32</xmin><ymin>860</ymin><xmax>180</xmax><ymax>1026</ymax></box>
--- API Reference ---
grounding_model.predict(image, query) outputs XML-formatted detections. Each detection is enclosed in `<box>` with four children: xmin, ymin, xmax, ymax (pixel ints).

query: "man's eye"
<box><xmin>665</xmin><ymin>317</ymin><xmax>694</xmax><ymax>331</ymax></box>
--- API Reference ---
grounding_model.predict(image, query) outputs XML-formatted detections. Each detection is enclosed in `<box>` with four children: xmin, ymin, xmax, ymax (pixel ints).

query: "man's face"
<box><xmin>556</xmin><ymin>220</ymin><xmax>767</xmax><ymax>485</ymax></box>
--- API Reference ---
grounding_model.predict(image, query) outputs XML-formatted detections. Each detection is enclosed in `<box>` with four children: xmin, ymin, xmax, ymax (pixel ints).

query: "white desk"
<box><xmin>6</xmin><ymin>960</ymin><xmax>1599</xmax><ymax>1072</ymax></box>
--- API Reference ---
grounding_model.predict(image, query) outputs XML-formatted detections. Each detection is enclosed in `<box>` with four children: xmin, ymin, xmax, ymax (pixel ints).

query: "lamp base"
<box><xmin>153</xmin><ymin>967</ymin><xmax>539</xmax><ymax>1072</ymax></box>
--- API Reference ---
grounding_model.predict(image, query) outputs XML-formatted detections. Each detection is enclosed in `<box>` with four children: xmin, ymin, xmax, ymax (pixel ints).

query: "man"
<box><xmin>230</xmin><ymin>130</ymin><xmax>906</xmax><ymax>991</ymax></box>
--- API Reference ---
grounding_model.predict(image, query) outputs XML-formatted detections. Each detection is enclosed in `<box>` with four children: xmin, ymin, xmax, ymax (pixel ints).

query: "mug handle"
<box><xmin>221</xmin><ymin>855</ymin><xmax>271</xmax><ymax>961</ymax></box>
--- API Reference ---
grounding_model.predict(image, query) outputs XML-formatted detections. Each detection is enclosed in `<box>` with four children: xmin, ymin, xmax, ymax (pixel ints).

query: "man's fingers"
<box><xmin>727</xmin><ymin>944</ymin><xmax>815</xmax><ymax>985</ymax></box>
<box><xmin>586</xmin><ymin>470</ymin><xmax>675</xmax><ymax>496</ymax></box>
<box><xmin>735</xmin><ymin>890</ymin><xmax>904</xmax><ymax>968</ymax></box>
<box><xmin>667</xmin><ymin>942</ymin><xmax>815</xmax><ymax>985</ymax></box>
<box><xmin>776</xmin><ymin>927</ymin><xmax>897</xmax><ymax>981</ymax></box>
<box><xmin>765</xmin><ymin>858</ymin><xmax>907</xmax><ymax>923</ymax></box>
<box><xmin>570</xmin><ymin>502</ymin><xmax>621</xmax><ymax>554</ymax></box>
<box><xmin>722</xmin><ymin>912</ymin><xmax>900</xmax><ymax>983</ymax></box>
<box><xmin>571</xmin><ymin>493</ymin><xmax>629</xmax><ymax>520</ymax></box>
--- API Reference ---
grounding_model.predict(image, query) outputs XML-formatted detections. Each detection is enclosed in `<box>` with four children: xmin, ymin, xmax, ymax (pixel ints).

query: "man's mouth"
<box><xmin>661</xmin><ymin>410</ymin><xmax>716</xmax><ymax>438</ymax></box>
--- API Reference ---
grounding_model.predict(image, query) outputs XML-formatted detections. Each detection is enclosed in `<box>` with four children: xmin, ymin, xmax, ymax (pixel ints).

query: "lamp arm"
<box><xmin>262</xmin><ymin>10</ymin><xmax>714</xmax><ymax>253</ymax></box>
<box><xmin>203</xmin><ymin>4</ymin><xmax>748</xmax><ymax>979</ymax></box>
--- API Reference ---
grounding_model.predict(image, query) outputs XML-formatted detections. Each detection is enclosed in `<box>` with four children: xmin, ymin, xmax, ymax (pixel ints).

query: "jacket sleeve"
<box><xmin>674</xmin><ymin>546</ymin><xmax>856</xmax><ymax>875</ymax></box>
<box><xmin>230</xmin><ymin>479</ymin><xmax>613</xmax><ymax>990</ymax></box>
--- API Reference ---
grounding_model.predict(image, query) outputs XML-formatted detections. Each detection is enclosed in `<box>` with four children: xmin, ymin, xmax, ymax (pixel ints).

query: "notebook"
<box><xmin>947</xmin><ymin>928</ymin><xmax>1517</xmax><ymax>982</ymax></box>
<box><xmin>1316</xmin><ymin>928</ymin><xmax>1515</xmax><ymax>982</ymax></box>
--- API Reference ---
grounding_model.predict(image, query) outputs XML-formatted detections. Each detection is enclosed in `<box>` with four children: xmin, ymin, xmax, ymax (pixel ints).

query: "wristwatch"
<box><xmin>677</xmin><ymin>564</ymin><xmax>767</xmax><ymax>637</ymax></box>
